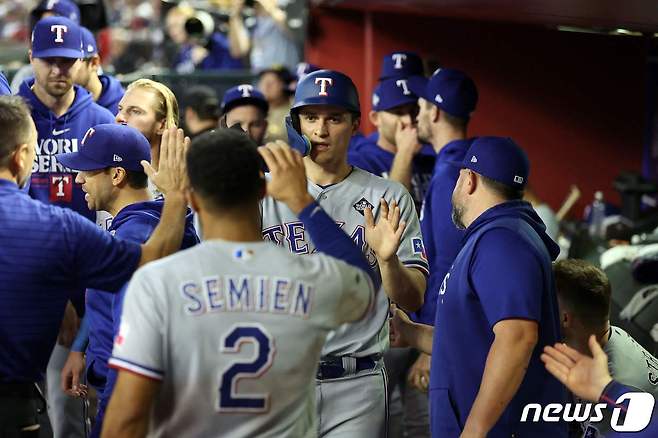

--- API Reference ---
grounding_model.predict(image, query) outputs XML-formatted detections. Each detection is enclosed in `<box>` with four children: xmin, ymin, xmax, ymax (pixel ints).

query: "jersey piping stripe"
<box><xmin>108</xmin><ymin>357</ymin><xmax>164</xmax><ymax>380</ymax></box>
<box><xmin>402</xmin><ymin>261</ymin><xmax>430</xmax><ymax>276</ymax></box>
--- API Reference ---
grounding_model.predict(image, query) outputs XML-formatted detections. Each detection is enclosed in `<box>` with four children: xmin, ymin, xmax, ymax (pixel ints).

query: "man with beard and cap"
<box><xmin>390</xmin><ymin>137</ymin><xmax>567</xmax><ymax>438</ymax></box>
<box><xmin>55</xmin><ymin>124</ymin><xmax>199</xmax><ymax>438</ymax></box>
<box><xmin>11</xmin><ymin>0</ymin><xmax>81</xmax><ymax>93</ymax></box>
<box><xmin>75</xmin><ymin>27</ymin><xmax>125</xmax><ymax>116</ymax></box>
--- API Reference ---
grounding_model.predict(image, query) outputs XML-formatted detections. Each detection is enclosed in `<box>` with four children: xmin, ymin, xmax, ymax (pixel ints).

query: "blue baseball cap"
<box><xmin>80</xmin><ymin>27</ymin><xmax>98</xmax><ymax>58</ymax></box>
<box><xmin>221</xmin><ymin>84</ymin><xmax>269</xmax><ymax>115</ymax></box>
<box><xmin>372</xmin><ymin>78</ymin><xmax>418</xmax><ymax>112</ymax></box>
<box><xmin>56</xmin><ymin>124</ymin><xmax>151</xmax><ymax>172</ymax></box>
<box><xmin>32</xmin><ymin>0</ymin><xmax>81</xmax><ymax>24</ymax></box>
<box><xmin>449</xmin><ymin>136</ymin><xmax>529</xmax><ymax>189</ymax></box>
<box><xmin>380</xmin><ymin>51</ymin><xmax>424</xmax><ymax>80</ymax></box>
<box><xmin>408</xmin><ymin>68</ymin><xmax>478</xmax><ymax>120</ymax></box>
<box><xmin>31</xmin><ymin>16</ymin><xmax>83</xmax><ymax>59</ymax></box>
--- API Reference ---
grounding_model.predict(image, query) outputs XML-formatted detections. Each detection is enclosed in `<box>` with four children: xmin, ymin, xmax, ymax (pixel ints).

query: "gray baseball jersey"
<box><xmin>261</xmin><ymin>167</ymin><xmax>429</xmax><ymax>358</ymax></box>
<box><xmin>583</xmin><ymin>326</ymin><xmax>658</xmax><ymax>437</ymax></box>
<box><xmin>109</xmin><ymin>240</ymin><xmax>374</xmax><ymax>438</ymax></box>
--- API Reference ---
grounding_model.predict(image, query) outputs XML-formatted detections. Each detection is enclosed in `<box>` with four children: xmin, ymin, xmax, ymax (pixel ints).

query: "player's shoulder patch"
<box><xmin>353</xmin><ymin>197</ymin><xmax>374</xmax><ymax>216</ymax></box>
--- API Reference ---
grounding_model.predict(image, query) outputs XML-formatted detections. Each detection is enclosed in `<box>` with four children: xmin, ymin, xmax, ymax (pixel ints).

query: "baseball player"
<box><xmin>56</xmin><ymin>124</ymin><xmax>199</xmax><ymax>438</ymax></box>
<box><xmin>220</xmin><ymin>84</ymin><xmax>269</xmax><ymax>145</ymax></box>
<box><xmin>348</xmin><ymin>50</ymin><xmax>427</xmax><ymax>154</ymax></box>
<box><xmin>0</xmin><ymin>95</ymin><xmax>192</xmax><ymax>437</ymax></box>
<box><xmin>17</xmin><ymin>16</ymin><xmax>117</xmax><ymax>436</ymax></box>
<box><xmin>408</xmin><ymin>68</ymin><xmax>478</xmax><ymax>325</ymax></box>
<box><xmin>261</xmin><ymin>69</ymin><xmax>428</xmax><ymax>437</ymax></box>
<box><xmin>18</xmin><ymin>16</ymin><xmax>116</xmax><ymax>222</ymax></box>
<box><xmin>115</xmin><ymin>79</ymin><xmax>179</xmax><ymax>175</ymax></box>
<box><xmin>390</xmin><ymin>137</ymin><xmax>567</xmax><ymax>438</ymax></box>
<box><xmin>75</xmin><ymin>27</ymin><xmax>125</xmax><ymax>116</ymax></box>
<box><xmin>554</xmin><ymin>259</ymin><xmax>658</xmax><ymax>437</ymax></box>
<box><xmin>103</xmin><ymin>130</ymin><xmax>380</xmax><ymax>437</ymax></box>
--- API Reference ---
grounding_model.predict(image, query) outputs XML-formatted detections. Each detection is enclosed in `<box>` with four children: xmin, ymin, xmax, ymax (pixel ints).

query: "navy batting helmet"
<box><xmin>291</xmin><ymin>69</ymin><xmax>361</xmax><ymax>115</ymax></box>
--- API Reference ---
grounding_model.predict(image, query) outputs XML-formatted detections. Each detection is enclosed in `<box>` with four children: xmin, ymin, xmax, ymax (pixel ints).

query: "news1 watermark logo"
<box><xmin>521</xmin><ymin>392</ymin><xmax>655</xmax><ymax>432</ymax></box>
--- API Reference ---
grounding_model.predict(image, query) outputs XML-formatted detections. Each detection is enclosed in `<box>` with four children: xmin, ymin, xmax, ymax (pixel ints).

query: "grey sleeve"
<box><xmin>108</xmin><ymin>268</ymin><xmax>165</xmax><ymax>380</ymax></box>
<box><xmin>390</xmin><ymin>188</ymin><xmax>430</xmax><ymax>276</ymax></box>
<box><xmin>311</xmin><ymin>255</ymin><xmax>375</xmax><ymax>329</ymax></box>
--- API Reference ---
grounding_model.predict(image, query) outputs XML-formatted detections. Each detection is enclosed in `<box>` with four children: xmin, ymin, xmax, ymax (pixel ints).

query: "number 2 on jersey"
<box><xmin>218</xmin><ymin>323</ymin><xmax>275</xmax><ymax>413</ymax></box>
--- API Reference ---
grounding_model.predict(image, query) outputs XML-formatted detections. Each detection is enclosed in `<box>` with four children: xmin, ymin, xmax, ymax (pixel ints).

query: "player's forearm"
<box><xmin>262</xmin><ymin>3</ymin><xmax>289</xmax><ymax>32</ymax></box>
<box><xmin>139</xmin><ymin>192</ymin><xmax>187</xmax><ymax>266</ymax></box>
<box><xmin>101</xmin><ymin>416</ymin><xmax>147</xmax><ymax>438</ymax></box>
<box><xmin>379</xmin><ymin>257</ymin><xmax>425</xmax><ymax>312</ymax></box>
<box><xmin>389</xmin><ymin>152</ymin><xmax>414</xmax><ymax>193</ymax></box>
<box><xmin>405</xmin><ymin>320</ymin><xmax>434</xmax><ymax>354</ymax></box>
<box><xmin>462</xmin><ymin>329</ymin><xmax>536</xmax><ymax>436</ymax></box>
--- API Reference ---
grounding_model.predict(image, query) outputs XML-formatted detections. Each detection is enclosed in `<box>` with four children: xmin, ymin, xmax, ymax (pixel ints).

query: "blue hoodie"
<box><xmin>429</xmin><ymin>200</ymin><xmax>566</xmax><ymax>438</ymax></box>
<box><xmin>85</xmin><ymin>201</ymin><xmax>199</xmax><ymax>401</ymax></box>
<box><xmin>96</xmin><ymin>74</ymin><xmax>124</xmax><ymax>116</ymax></box>
<box><xmin>18</xmin><ymin>80</ymin><xmax>115</xmax><ymax>221</ymax></box>
<box><xmin>0</xmin><ymin>73</ymin><xmax>10</xmax><ymax>95</ymax></box>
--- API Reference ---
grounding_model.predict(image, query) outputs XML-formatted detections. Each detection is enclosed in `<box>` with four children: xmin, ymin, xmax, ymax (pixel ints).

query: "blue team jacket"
<box><xmin>85</xmin><ymin>201</ymin><xmax>199</xmax><ymax>397</ymax></box>
<box><xmin>96</xmin><ymin>74</ymin><xmax>125</xmax><ymax>116</ymax></box>
<box><xmin>18</xmin><ymin>79</ymin><xmax>115</xmax><ymax>221</ymax></box>
<box><xmin>413</xmin><ymin>138</ymin><xmax>473</xmax><ymax>324</ymax></box>
<box><xmin>430</xmin><ymin>200</ymin><xmax>566</xmax><ymax>438</ymax></box>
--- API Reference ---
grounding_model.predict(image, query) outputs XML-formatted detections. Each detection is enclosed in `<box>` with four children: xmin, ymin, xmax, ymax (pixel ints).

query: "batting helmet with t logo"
<box><xmin>291</xmin><ymin>70</ymin><xmax>361</xmax><ymax>115</ymax></box>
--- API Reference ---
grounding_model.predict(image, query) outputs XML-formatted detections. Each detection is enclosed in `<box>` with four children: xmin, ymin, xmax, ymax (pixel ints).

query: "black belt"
<box><xmin>317</xmin><ymin>355</ymin><xmax>380</xmax><ymax>380</ymax></box>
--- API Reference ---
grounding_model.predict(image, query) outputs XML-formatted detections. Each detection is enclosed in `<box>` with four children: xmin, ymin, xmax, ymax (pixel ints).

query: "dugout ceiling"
<box><xmin>313</xmin><ymin>0</ymin><xmax>658</xmax><ymax>34</ymax></box>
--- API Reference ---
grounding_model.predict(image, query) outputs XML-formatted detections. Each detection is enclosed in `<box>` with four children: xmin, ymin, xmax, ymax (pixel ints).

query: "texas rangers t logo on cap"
<box><xmin>238</xmin><ymin>84</ymin><xmax>253</xmax><ymax>97</ymax></box>
<box><xmin>392</xmin><ymin>53</ymin><xmax>407</xmax><ymax>69</ymax></box>
<box><xmin>396</xmin><ymin>79</ymin><xmax>411</xmax><ymax>95</ymax></box>
<box><xmin>51</xmin><ymin>24</ymin><xmax>68</xmax><ymax>43</ymax></box>
<box><xmin>315</xmin><ymin>77</ymin><xmax>333</xmax><ymax>96</ymax></box>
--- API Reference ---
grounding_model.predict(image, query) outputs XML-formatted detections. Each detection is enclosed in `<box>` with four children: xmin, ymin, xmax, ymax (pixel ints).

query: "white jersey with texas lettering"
<box><xmin>109</xmin><ymin>240</ymin><xmax>374</xmax><ymax>438</ymax></box>
<box><xmin>261</xmin><ymin>167</ymin><xmax>429</xmax><ymax>358</ymax></box>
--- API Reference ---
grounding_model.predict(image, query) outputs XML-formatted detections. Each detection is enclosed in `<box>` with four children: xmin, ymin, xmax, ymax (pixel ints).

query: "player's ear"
<box><xmin>11</xmin><ymin>143</ymin><xmax>30</xmax><ymax>175</ymax></box>
<box><xmin>368</xmin><ymin>110</ymin><xmax>378</xmax><ymax>127</ymax></box>
<box><xmin>350</xmin><ymin>113</ymin><xmax>361</xmax><ymax>135</ymax></box>
<box><xmin>91</xmin><ymin>55</ymin><xmax>102</xmax><ymax>71</ymax></box>
<box><xmin>466</xmin><ymin>170</ymin><xmax>478</xmax><ymax>195</ymax></box>
<box><xmin>112</xmin><ymin>167</ymin><xmax>126</xmax><ymax>187</ymax></box>
<box><xmin>431</xmin><ymin>105</ymin><xmax>440</xmax><ymax>124</ymax></box>
<box><xmin>28</xmin><ymin>50</ymin><xmax>33</xmax><ymax>64</ymax></box>
<box><xmin>155</xmin><ymin>119</ymin><xmax>167</xmax><ymax>136</ymax></box>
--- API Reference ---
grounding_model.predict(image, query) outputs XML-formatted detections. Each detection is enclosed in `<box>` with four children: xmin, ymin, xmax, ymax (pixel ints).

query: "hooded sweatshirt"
<box><xmin>85</xmin><ymin>201</ymin><xmax>199</xmax><ymax>397</ymax></box>
<box><xmin>429</xmin><ymin>200</ymin><xmax>566</xmax><ymax>438</ymax></box>
<box><xmin>18</xmin><ymin>79</ymin><xmax>115</xmax><ymax>221</ymax></box>
<box><xmin>96</xmin><ymin>74</ymin><xmax>125</xmax><ymax>116</ymax></box>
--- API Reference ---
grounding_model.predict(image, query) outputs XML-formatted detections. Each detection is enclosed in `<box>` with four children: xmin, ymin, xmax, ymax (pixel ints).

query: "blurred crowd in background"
<box><xmin>0</xmin><ymin>0</ymin><xmax>304</xmax><ymax>76</ymax></box>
